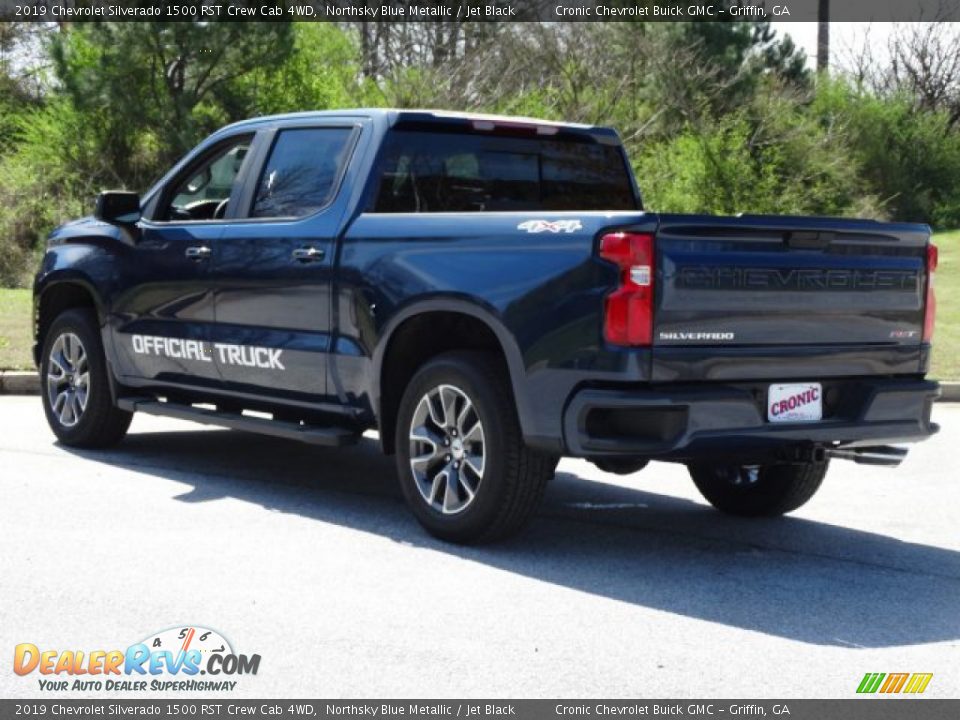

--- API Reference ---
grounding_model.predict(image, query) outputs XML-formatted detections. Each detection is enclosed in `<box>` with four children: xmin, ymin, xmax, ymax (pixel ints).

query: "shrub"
<box><xmin>634</xmin><ymin>84</ymin><xmax>881</xmax><ymax>218</ymax></box>
<box><xmin>814</xmin><ymin>79</ymin><xmax>960</xmax><ymax>227</ymax></box>
<box><xmin>0</xmin><ymin>100</ymin><xmax>103</xmax><ymax>286</ymax></box>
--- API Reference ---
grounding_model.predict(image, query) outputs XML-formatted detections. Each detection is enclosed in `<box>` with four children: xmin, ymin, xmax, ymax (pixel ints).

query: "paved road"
<box><xmin>1</xmin><ymin>396</ymin><xmax>957</xmax><ymax>699</ymax></box>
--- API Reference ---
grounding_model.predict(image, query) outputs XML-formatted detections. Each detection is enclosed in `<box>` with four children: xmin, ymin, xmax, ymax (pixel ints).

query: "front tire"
<box><xmin>40</xmin><ymin>308</ymin><xmax>132</xmax><ymax>448</ymax></box>
<box><xmin>395</xmin><ymin>351</ymin><xmax>555</xmax><ymax>544</ymax></box>
<box><xmin>688</xmin><ymin>460</ymin><xmax>828</xmax><ymax>517</ymax></box>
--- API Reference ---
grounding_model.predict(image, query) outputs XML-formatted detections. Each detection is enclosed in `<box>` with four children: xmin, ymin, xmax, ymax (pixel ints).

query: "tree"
<box><xmin>0</xmin><ymin>22</ymin><xmax>49</xmax><ymax>102</ymax></box>
<box><xmin>840</xmin><ymin>23</ymin><xmax>960</xmax><ymax>126</ymax></box>
<box><xmin>886</xmin><ymin>23</ymin><xmax>960</xmax><ymax>125</ymax></box>
<box><xmin>0</xmin><ymin>22</ymin><xmax>51</xmax><ymax>152</ymax></box>
<box><xmin>681</xmin><ymin>16</ymin><xmax>810</xmax><ymax>92</ymax></box>
<box><xmin>220</xmin><ymin>24</ymin><xmax>366</xmax><ymax>117</ymax></box>
<box><xmin>49</xmin><ymin>20</ymin><xmax>294</xmax><ymax>185</ymax></box>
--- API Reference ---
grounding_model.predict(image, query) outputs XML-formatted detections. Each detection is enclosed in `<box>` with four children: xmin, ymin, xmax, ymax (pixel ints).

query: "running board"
<box><xmin>117</xmin><ymin>398</ymin><xmax>359</xmax><ymax>447</ymax></box>
<box><xmin>827</xmin><ymin>445</ymin><xmax>908</xmax><ymax>467</ymax></box>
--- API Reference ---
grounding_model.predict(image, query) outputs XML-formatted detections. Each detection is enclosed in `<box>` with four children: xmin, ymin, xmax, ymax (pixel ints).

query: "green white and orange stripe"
<box><xmin>857</xmin><ymin>672</ymin><xmax>934</xmax><ymax>694</ymax></box>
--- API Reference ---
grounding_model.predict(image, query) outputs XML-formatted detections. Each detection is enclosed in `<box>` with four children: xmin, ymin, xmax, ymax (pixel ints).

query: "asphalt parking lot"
<box><xmin>1</xmin><ymin>396</ymin><xmax>957</xmax><ymax>699</ymax></box>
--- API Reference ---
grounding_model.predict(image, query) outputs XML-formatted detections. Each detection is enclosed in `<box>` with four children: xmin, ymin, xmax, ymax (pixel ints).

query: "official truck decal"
<box><xmin>131</xmin><ymin>335</ymin><xmax>285</xmax><ymax>370</ymax></box>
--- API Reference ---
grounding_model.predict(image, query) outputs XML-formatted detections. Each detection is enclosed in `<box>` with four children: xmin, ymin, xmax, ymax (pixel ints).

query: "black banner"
<box><xmin>2</xmin><ymin>0</ymin><xmax>959</xmax><ymax>23</ymax></box>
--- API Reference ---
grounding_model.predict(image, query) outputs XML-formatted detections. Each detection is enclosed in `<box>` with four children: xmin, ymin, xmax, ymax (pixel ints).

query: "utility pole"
<box><xmin>817</xmin><ymin>0</ymin><xmax>830</xmax><ymax>73</ymax></box>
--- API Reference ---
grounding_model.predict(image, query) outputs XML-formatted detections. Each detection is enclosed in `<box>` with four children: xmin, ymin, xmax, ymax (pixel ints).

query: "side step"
<box><xmin>117</xmin><ymin>398</ymin><xmax>359</xmax><ymax>447</ymax></box>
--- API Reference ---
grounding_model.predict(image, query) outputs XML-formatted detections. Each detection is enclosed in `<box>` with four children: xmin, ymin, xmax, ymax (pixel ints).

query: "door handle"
<box><xmin>185</xmin><ymin>246</ymin><xmax>212</xmax><ymax>261</ymax></box>
<box><xmin>291</xmin><ymin>246</ymin><xmax>325</xmax><ymax>263</ymax></box>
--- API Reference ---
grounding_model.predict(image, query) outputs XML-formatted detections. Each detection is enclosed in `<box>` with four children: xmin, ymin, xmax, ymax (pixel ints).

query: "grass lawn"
<box><xmin>0</xmin><ymin>288</ymin><xmax>33</xmax><ymax>371</ymax></box>
<box><xmin>930</xmin><ymin>230</ymin><xmax>960</xmax><ymax>380</ymax></box>
<box><xmin>0</xmin><ymin>231</ymin><xmax>958</xmax><ymax>376</ymax></box>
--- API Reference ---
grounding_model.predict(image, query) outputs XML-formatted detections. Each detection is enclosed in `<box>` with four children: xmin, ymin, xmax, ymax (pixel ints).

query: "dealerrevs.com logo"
<box><xmin>13</xmin><ymin>626</ymin><xmax>260</xmax><ymax>693</ymax></box>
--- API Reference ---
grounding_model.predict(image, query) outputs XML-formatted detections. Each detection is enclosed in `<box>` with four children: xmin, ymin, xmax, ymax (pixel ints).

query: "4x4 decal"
<box><xmin>517</xmin><ymin>219</ymin><xmax>583</xmax><ymax>233</ymax></box>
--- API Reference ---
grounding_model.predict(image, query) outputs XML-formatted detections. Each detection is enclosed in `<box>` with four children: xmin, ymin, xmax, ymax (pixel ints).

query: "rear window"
<box><xmin>369</xmin><ymin>130</ymin><xmax>637</xmax><ymax>213</ymax></box>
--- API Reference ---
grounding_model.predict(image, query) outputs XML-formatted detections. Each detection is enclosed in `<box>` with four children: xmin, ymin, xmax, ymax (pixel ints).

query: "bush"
<box><xmin>635</xmin><ymin>83</ymin><xmax>882</xmax><ymax>218</ymax></box>
<box><xmin>0</xmin><ymin>100</ymin><xmax>105</xmax><ymax>286</ymax></box>
<box><xmin>814</xmin><ymin>79</ymin><xmax>960</xmax><ymax>227</ymax></box>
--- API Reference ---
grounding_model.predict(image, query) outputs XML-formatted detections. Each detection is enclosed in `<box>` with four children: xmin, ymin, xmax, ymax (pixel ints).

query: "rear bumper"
<box><xmin>563</xmin><ymin>377</ymin><xmax>940</xmax><ymax>460</ymax></box>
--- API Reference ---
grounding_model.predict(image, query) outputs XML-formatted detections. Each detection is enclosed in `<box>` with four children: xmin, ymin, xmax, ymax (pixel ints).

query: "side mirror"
<box><xmin>95</xmin><ymin>191</ymin><xmax>141</xmax><ymax>224</ymax></box>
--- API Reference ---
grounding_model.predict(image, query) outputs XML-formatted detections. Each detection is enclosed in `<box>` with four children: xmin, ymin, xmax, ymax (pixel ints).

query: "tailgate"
<box><xmin>652</xmin><ymin>215</ymin><xmax>930</xmax><ymax>379</ymax></box>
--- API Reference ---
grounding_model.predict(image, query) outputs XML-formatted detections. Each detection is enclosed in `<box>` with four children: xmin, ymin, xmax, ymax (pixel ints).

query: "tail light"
<box><xmin>923</xmin><ymin>243</ymin><xmax>938</xmax><ymax>342</ymax></box>
<box><xmin>599</xmin><ymin>231</ymin><xmax>655</xmax><ymax>346</ymax></box>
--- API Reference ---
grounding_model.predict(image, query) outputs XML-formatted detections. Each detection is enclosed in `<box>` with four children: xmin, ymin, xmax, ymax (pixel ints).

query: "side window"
<box><xmin>163</xmin><ymin>136</ymin><xmax>252</xmax><ymax>221</ymax></box>
<box><xmin>251</xmin><ymin>127</ymin><xmax>353</xmax><ymax>218</ymax></box>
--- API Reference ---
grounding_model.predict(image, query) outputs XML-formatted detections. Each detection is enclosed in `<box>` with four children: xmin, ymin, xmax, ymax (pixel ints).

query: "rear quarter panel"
<box><xmin>334</xmin><ymin>211</ymin><xmax>653</xmax><ymax>448</ymax></box>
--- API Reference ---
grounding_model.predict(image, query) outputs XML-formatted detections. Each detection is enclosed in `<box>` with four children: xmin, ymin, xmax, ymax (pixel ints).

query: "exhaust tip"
<box><xmin>828</xmin><ymin>445</ymin><xmax>908</xmax><ymax>467</ymax></box>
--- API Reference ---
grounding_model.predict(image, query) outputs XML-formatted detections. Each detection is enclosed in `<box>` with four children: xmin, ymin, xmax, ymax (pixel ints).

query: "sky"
<box><xmin>771</xmin><ymin>21</ymin><xmax>899</xmax><ymax>69</ymax></box>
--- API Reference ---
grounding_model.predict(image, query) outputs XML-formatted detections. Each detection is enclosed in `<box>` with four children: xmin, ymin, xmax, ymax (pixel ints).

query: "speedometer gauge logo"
<box><xmin>143</xmin><ymin>626</ymin><xmax>234</xmax><ymax>663</ymax></box>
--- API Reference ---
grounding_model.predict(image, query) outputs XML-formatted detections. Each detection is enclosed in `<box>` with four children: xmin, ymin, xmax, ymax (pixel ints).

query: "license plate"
<box><xmin>767</xmin><ymin>383</ymin><xmax>822</xmax><ymax>423</ymax></box>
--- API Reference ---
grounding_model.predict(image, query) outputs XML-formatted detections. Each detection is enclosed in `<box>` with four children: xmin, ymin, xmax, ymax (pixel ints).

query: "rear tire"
<box><xmin>688</xmin><ymin>460</ymin><xmax>828</xmax><ymax>517</ymax></box>
<box><xmin>40</xmin><ymin>308</ymin><xmax>132</xmax><ymax>448</ymax></box>
<box><xmin>395</xmin><ymin>351</ymin><xmax>556</xmax><ymax>544</ymax></box>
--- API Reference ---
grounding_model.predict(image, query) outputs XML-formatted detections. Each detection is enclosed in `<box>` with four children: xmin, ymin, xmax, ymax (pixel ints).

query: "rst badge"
<box><xmin>768</xmin><ymin>383</ymin><xmax>822</xmax><ymax>423</ymax></box>
<box><xmin>518</xmin><ymin>219</ymin><xmax>583</xmax><ymax>233</ymax></box>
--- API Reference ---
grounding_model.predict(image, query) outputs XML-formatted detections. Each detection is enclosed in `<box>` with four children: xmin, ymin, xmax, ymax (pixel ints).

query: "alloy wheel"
<box><xmin>408</xmin><ymin>384</ymin><xmax>486</xmax><ymax>514</ymax></box>
<box><xmin>47</xmin><ymin>332</ymin><xmax>90</xmax><ymax>428</ymax></box>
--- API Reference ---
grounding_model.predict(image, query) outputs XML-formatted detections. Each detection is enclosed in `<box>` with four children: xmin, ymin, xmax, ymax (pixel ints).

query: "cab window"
<box><xmin>162</xmin><ymin>135</ymin><xmax>252</xmax><ymax>221</ymax></box>
<box><xmin>251</xmin><ymin>127</ymin><xmax>353</xmax><ymax>218</ymax></box>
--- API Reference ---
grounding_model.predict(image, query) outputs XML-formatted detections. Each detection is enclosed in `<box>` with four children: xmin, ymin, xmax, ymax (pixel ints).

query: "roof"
<box><xmin>220</xmin><ymin>108</ymin><xmax>614</xmax><ymax>136</ymax></box>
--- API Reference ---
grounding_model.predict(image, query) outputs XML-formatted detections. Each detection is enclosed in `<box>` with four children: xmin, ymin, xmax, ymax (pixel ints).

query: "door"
<box><xmin>209</xmin><ymin>124</ymin><xmax>359</xmax><ymax>404</ymax></box>
<box><xmin>110</xmin><ymin>133</ymin><xmax>256</xmax><ymax>389</ymax></box>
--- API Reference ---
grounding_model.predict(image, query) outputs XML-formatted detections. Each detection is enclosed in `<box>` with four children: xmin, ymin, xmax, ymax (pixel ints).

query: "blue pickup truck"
<box><xmin>33</xmin><ymin>109</ymin><xmax>940</xmax><ymax>542</ymax></box>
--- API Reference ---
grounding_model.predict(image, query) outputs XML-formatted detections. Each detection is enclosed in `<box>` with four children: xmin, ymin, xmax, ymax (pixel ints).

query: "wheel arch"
<box><xmin>34</xmin><ymin>276</ymin><xmax>105</xmax><ymax>367</ymax></box>
<box><xmin>373</xmin><ymin>298</ymin><xmax>531</xmax><ymax>455</ymax></box>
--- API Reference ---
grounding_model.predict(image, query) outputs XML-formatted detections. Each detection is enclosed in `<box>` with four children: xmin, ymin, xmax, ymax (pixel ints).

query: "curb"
<box><xmin>0</xmin><ymin>371</ymin><xmax>959</xmax><ymax>401</ymax></box>
<box><xmin>940</xmin><ymin>381</ymin><xmax>960</xmax><ymax>402</ymax></box>
<box><xmin>0</xmin><ymin>371</ymin><xmax>41</xmax><ymax>395</ymax></box>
